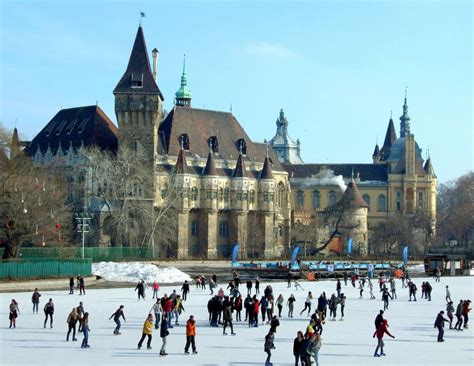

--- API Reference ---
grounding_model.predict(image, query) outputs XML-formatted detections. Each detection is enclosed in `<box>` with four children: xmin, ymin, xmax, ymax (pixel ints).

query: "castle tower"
<box><xmin>113</xmin><ymin>25</ymin><xmax>164</xmax><ymax>165</ymax></box>
<box><xmin>202</xmin><ymin>149</ymin><xmax>219</xmax><ymax>259</ymax></box>
<box><xmin>173</xmin><ymin>147</ymin><xmax>191</xmax><ymax>259</ymax></box>
<box><xmin>379</xmin><ymin>114</ymin><xmax>397</xmax><ymax>161</ymax></box>
<box><xmin>269</xmin><ymin>109</ymin><xmax>304</xmax><ymax>164</ymax></box>
<box><xmin>258</xmin><ymin>155</ymin><xmax>278</xmax><ymax>258</ymax></box>
<box><xmin>175</xmin><ymin>55</ymin><xmax>192</xmax><ymax>107</ymax></box>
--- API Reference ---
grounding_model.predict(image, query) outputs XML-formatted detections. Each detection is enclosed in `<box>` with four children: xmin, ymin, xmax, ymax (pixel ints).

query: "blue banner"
<box><xmin>402</xmin><ymin>246</ymin><xmax>409</xmax><ymax>264</ymax></box>
<box><xmin>347</xmin><ymin>237</ymin><xmax>353</xmax><ymax>255</ymax></box>
<box><xmin>231</xmin><ymin>243</ymin><xmax>239</xmax><ymax>263</ymax></box>
<box><xmin>291</xmin><ymin>245</ymin><xmax>300</xmax><ymax>267</ymax></box>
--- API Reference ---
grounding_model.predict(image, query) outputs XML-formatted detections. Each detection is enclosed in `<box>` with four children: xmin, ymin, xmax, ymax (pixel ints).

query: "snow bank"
<box><xmin>407</xmin><ymin>263</ymin><xmax>425</xmax><ymax>273</ymax></box>
<box><xmin>92</xmin><ymin>261</ymin><xmax>191</xmax><ymax>283</ymax></box>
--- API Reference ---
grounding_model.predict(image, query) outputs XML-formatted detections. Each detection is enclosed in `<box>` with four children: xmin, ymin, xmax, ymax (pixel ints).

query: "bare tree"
<box><xmin>1</xmin><ymin>155</ymin><xmax>73</xmax><ymax>259</ymax></box>
<box><xmin>370</xmin><ymin>212</ymin><xmax>414</xmax><ymax>258</ymax></box>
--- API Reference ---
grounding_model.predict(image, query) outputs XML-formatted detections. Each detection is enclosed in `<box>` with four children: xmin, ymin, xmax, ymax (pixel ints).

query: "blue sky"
<box><xmin>1</xmin><ymin>0</ymin><xmax>472</xmax><ymax>183</ymax></box>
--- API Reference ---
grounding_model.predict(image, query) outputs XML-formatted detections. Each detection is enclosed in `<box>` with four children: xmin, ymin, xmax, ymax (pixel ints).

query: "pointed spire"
<box><xmin>232</xmin><ymin>152</ymin><xmax>247</xmax><ymax>178</ymax></box>
<box><xmin>10</xmin><ymin>127</ymin><xmax>21</xmax><ymax>158</ymax></box>
<box><xmin>380</xmin><ymin>114</ymin><xmax>397</xmax><ymax>160</ymax></box>
<box><xmin>341</xmin><ymin>181</ymin><xmax>369</xmax><ymax>209</ymax></box>
<box><xmin>400</xmin><ymin>86</ymin><xmax>411</xmax><ymax>137</ymax></box>
<box><xmin>202</xmin><ymin>151</ymin><xmax>217</xmax><ymax>176</ymax></box>
<box><xmin>372</xmin><ymin>144</ymin><xmax>380</xmax><ymax>157</ymax></box>
<box><xmin>114</xmin><ymin>26</ymin><xmax>163</xmax><ymax>97</ymax></box>
<box><xmin>175</xmin><ymin>54</ymin><xmax>192</xmax><ymax>107</ymax></box>
<box><xmin>260</xmin><ymin>156</ymin><xmax>274</xmax><ymax>180</ymax></box>
<box><xmin>423</xmin><ymin>155</ymin><xmax>436</xmax><ymax>176</ymax></box>
<box><xmin>174</xmin><ymin>146</ymin><xmax>189</xmax><ymax>174</ymax></box>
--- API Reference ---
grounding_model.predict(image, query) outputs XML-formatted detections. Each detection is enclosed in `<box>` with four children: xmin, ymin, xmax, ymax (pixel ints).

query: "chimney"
<box><xmin>152</xmin><ymin>48</ymin><xmax>159</xmax><ymax>81</ymax></box>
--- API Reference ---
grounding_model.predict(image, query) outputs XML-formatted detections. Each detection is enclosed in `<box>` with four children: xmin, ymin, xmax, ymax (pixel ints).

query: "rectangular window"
<box><xmin>418</xmin><ymin>191</ymin><xmax>423</xmax><ymax>209</ymax></box>
<box><xmin>206</xmin><ymin>191</ymin><xmax>212</xmax><ymax>200</ymax></box>
<box><xmin>396</xmin><ymin>191</ymin><xmax>402</xmax><ymax>211</ymax></box>
<box><xmin>236</xmin><ymin>192</ymin><xmax>242</xmax><ymax>201</ymax></box>
<box><xmin>191</xmin><ymin>221</ymin><xmax>198</xmax><ymax>237</ymax></box>
<box><xmin>263</xmin><ymin>193</ymin><xmax>269</xmax><ymax>202</ymax></box>
<box><xmin>219</xmin><ymin>221</ymin><xmax>228</xmax><ymax>237</ymax></box>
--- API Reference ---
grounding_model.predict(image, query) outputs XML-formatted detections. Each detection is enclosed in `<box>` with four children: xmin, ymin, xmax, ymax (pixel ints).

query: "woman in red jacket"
<box><xmin>373</xmin><ymin>319</ymin><xmax>395</xmax><ymax>357</ymax></box>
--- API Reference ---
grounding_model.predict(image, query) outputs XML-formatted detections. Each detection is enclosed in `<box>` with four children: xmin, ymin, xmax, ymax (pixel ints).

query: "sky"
<box><xmin>0</xmin><ymin>0</ymin><xmax>472</xmax><ymax>184</ymax></box>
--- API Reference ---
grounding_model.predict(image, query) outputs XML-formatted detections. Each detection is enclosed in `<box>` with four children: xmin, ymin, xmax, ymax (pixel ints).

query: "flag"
<box><xmin>231</xmin><ymin>242</ymin><xmax>239</xmax><ymax>263</ymax></box>
<box><xmin>402</xmin><ymin>246</ymin><xmax>409</xmax><ymax>264</ymax></box>
<box><xmin>347</xmin><ymin>237</ymin><xmax>353</xmax><ymax>255</ymax></box>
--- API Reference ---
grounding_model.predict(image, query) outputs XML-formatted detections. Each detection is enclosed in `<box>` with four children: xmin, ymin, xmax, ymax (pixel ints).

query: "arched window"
<box><xmin>277</xmin><ymin>182</ymin><xmax>285</xmax><ymax>207</ymax></box>
<box><xmin>296</xmin><ymin>191</ymin><xmax>304</xmax><ymax>209</ymax></box>
<box><xmin>179</xmin><ymin>134</ymin><xmax>190</xmax><ymax>150</ymax></box>
<box><xmin>208</xmin><ymin>136</ymin><xmax>219</xmax><ymax>153</ymax></box>
<box><xmin>328</xmin><ymin>191</ymin><xmax>337</xmax><ymax>207</ymax></box>
<box><xmin>363</xmin><ymin>194</ymin><xmax>370</xmax><ymax>211</ymax></box>
<box><xmin>236</xmin><ymin>138</ymin><xmax>247</xmax><ymax>155</ymax></box>
<box><xmin>224</xmin><ymin>187</ymin><xmax>230</xmax><ymax>202</ymax></box>
<box><xmin>249</xmin><ymin>190</ymin><xmax>255</xmax><ymax>203</ymax></box>
<box><xmin>218</xmin><ymin>187</ymin><xmax>224</xmax><ymax>201</ymax></box>
<box><xmin>312</xmin><ymin>190</ymin><xmax>320</xmax><ymax>209</ymax></box>
<box><xmin>377</xmin><ymin>194</ymin><xmax>387</xmax><ymax>211</ymax></box>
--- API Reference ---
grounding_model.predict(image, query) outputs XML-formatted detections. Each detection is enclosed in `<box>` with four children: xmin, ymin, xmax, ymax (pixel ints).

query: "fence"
<box><xmin>0</xmin><ymin>258</ymin><xmax>92</xmax><ymax>279</ymax></box>
<box><xmin>0</xmin><ymin>247</ymin><xmax>153</xmax><ymax>262</ymax></box>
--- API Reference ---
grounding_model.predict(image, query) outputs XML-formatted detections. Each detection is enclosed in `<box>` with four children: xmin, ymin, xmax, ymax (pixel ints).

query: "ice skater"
<box><xmin>454</xmin><ymin>299</ymin><xmax>464</xmax><ymax>330</ymax></box>
<box><xmin>31</xmin><ymin>288</ymin><xmax>41</xmax><ymax>314</ymax></box>
<box><xmin>300</xmin><ymin>292</ymin><xmax>313</xmax><ymax>316</ymax></box>
<box><xmin>80</xmin><ymin>312</ymin><xmax>90</xmax><ymax>348</ymax></box>
<box><xmin>373</xmin><ymin>319</ymin><xmax>395</xmax><ymax>357</ymax></box>
<box><xmin>135</xmin><ymin>280</ymin><xmax>146</xmax><ymax>300</ymax></box>
<box><xmin>110</xmin><ymin>305</ymin><xmax>126</xmax><ymax>335</ymax></box>
<box><xmin>287</xmin><ymin>294</ymin><xmax>296</xmax><ymax>318</ymax></box>
<box><xmin>294</xmin><ymin>280</ymin><xmax>304</xmax><ymax>291</ymax></box>
<box><xmin>408</xmin><ymin>281</ymin><xmax>417</xmax><ymax>301</ymax></box>
<box><xmin>181</xmin><ymin>280</ymin><xmax>190</xmax><ymax>301</ymax></box>
<box><xmin>159</xmin><ymin>313</ymin><xmax>169</xmax><ymax>356</ymax></box>
<box><xmin>9</xmin><ymin>299</ymin><xmax>19</xmax><ymax>328</ymax></box>
<box><xmin>276</xmin><ymin>294</ymin><xmax>284</xmax><ymax>318</ymax></box>
<box><xmin>69</xmin><ymin>276</ymin><xmax>75</xmax><ymax>294</ymax></box>
<box><xmin>434</xmin><ymin>310</ymin><xmax>449</xmax><ymax>342</ymax></box>
<box><xmin>152</xmin><ymin>281</ymin><xmax>160</xmax><ymax>299</ymax></box>
<box><xmin>264</xmin><ymin>330</ymin><xmax>275</xmax><ymax>365</ymax></box>
<box><xmin>137</xmin><ymin>313</ymin><xmax>153</xmax><ymax>349</ymax></box>
<box><xmin>336</xmin><ymin>279</ymin><xmax>341</xmax><ymax>298</ymax></box>
<box><xmin>222</xmin><ymin>298</ymin><xmax>235</xmax><ymax>335</ymax></box>
<box><xmin>184</xmin><ymin>315</ymin><xmax>197</xmax><ymax>354</ymax></box>
<box><xmin>79</xmin><ymin>276</ymin><xmax>85</xmax><ymax>295</ymax></box>
<box><xmin>293</xmin><ymin>331</ymin><xmax>304</xmax><ymax>366</ymax></box>
<box><xmin>389</xmin><ymin>278</ymin><xmax>397</xmax><ymax>299</ymax></box>
<box><xmin>66</xmin><ymin>307</ymin><xmax>79</xmax><ymax>341</ymax></box>
<box><xmin>381</xmin><ymin>288</ymin><xmax>392</xmax><ymax>311</ymax></box>
<box><xmin>151</xmin><ymin>298</ymin><xmax>162</xmax><ymax>329</ymax></box>
<box><xmin>43</xmin><ymin>298</ymin><xmax>54</xmax><ymax>328</ymax></box>
<box><xmin>445</xmin><ymin>286</ymin><xmax>452</xmax><ymax>303</ymax></box>
<box><xmin>446</xmin><ymin>301</ymin><xmax>455</xmax><ymax>329</ymax></box>
<box><xmin>368</xmin><ymin>279</ymin><xmax>376</xmax><ymax>299</ymax></box>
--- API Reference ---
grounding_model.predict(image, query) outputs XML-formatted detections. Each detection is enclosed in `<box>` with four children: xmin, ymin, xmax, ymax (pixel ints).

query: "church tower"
<box><xmin>113</xmin><ymin>25</ymin><xmax>164</xmax><ymax>165</ymax></box>
<box><xmin>175</xmin><ymin>55</ymin><xmax>192</xmax><ymax>107</ymax></box>
<box><xmin>269</xmin><ymin>109</ymin><xmax>304</xmax><ymax>164</ymax></box>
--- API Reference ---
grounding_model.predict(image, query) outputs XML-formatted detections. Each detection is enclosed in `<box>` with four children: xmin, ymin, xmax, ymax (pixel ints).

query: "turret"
<box><xmin>175</xmin><ymin>55</ymin><xmax>192</xmax><ymax>108</ymax></box>
<box><xmin>372</xmin><ymin>143</ymin><xmax>380</xmax><ymax>164</ymax></box>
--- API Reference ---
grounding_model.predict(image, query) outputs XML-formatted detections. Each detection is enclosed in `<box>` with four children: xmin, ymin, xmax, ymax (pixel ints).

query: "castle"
<box><xmin>17</xmin><ymin>25</ymin><xmax>436</xmax><ymax>259</ymax></box>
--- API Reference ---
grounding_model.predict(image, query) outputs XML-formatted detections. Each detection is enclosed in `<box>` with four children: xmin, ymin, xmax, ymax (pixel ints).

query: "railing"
<box><xmin>0</xmin><ymin>257</ymin><xmax>92</xmax><ymax>279</ymax></box>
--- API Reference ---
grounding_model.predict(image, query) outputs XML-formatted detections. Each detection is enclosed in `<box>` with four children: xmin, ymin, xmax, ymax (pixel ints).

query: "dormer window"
<box><xmin>131</xmin><ymin>73</ymin><xmax>144</xmax><ymax>88</ymax></box>
<box><xmin>236</xmin><ymin>138</ymin><xmax>247</xmax><ymax>155</ymax></box>
<box><xmin>179</xmin><ymin>134</ymin><xmax>190</xmax><ymax>150</ymax></box>
<box><xmin>208</xmin><ymin>136</ymin><xmax>219</xmax><ymax>153</ymax></box>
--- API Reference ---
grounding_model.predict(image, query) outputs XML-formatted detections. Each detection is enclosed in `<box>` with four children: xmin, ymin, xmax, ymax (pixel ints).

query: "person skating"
<box><xmin>266</xmin><ymin>297</ymin><xmax>274</xmax><ymax>324</ymax></box>
<box><xmin>31</xmin><ymin>288</ymin><xmax>41</xmax><ymax>314</ymax></box>
<box><xmin>135</xmin><ymin>280</ymin><xmax>146</xmax><ymax>300</ymax></box>
<box><xmin>152</xmin><ymin>281</ymin><xmax>160</xmax><ymax>299</ymax></box>
<box><xmin>454</xmin><ymin>299</ymin><xmax>464</xmax><ymax>330</ymax></box>
<box><xmin>343</xmin><ymin>271</ymin><xmax>348</xmax><ymax>286</ymax></box>
<box><xmin>253</xmin><ymin>296</ymin><xmax>260</xmax><ymax>327</ymax></box>
<box><xmin>408</xmin><ymin>281</ymin><xmax>417</xmax><ymax>301</ymax></box>
<box><xmin>336</xmin><ymin>278</ymin><xmax>342</xmax><ymax>298</ymax></box>
<box><xmin>151</xmin><ymin>298</ymin><xmax>162</xmax><ymax>329</ymax></box>
<box><xmin>222</xmin><ymin>299</ymin><xmax>235</xmax><ymax>335</ymax></box>
<box><xmin>159</xmin><ymin>313</ymin><xmax>169</xmax><ymax>356</ymax></box>
<box><xmin>293</xmin><ymin>331</ymin><xmax>304</xmax><ymax>366</ymax></box>
<box><xmin>79</xmin><ymin>276</ymin><xmax>85</xmax><ymax>295</ymax></box>
<box><xmin>260</xmin><ymin>296</ymin><xmax>269</xmax><ymax>324</ymax></box>
<box><xmin>339</xmin><ymin>294</ymin><xmax>346</xmax><ymax>320</ymax></box>
<box><xmin>328</xmin><ymin>294</ymin><xmax>337</xmax><ymax>320</ymax></box>
<box><xmin>358</xmin><ymin>280</ymin><xmax>364</xmax><ymax>298</ymax></box>
<box><xmin>462</xmin><ymin>300</ymin><xmax>471</xmax><ymax>328</ymax></box>
<box><xmin>287</xmin><ymin>272</ymin><xmax>292</xmax><ymax>288</ymax></box>
<box><xmin>246</xmin><ymin>279</ymin><xmax>253</xmax><ymax>296</ymax></box>
<box><xmin>446</xmin><ymin>301</ymin><xmax>455</xmax><ymax>329</ymax></box>
<box><xmin>425</xmin><ymin>281</ymin><xmax>433</xmax><ymax>301</ymax></box>
<box><xmin>69</xmin><ymin>276</ymin><xmax>75</xmax><ymax>295</ymax></box>
<box><xmin>181</xmin><ymin>280</ymin><xmax>190</xmax><ymax>301</ymax></box>
<box><xmin>368</xmin><ymin>279</ymin><xmax>375</xmax><ymax>299</ymax></box>
<box><xmin>255</xmin><ymin>276</ymin><xmax>260</xmax><ymax>295</ymax></box>
<box><xmin>76</xmin><ymin>301</ymin><xmax>85</xmax><ymax>331</ymax></box>
<box><xmin>300</xmin><ymin>292</ymin><xmax>313</xmax><ymax>316</ymax></box>
<box><xmin>445</xmin><ymin>285</ymin><xmax>452</xmax><ymax>303</ymax></box>
<box><xmin>9</xmin><ymin>299</ymin><xmax>19</xmax><ymax>328</ymax></box>
<box><xmin>173</xmin><ymin>295</ymin><xmax>184</xmax><ymax>326</ymax></box>
<box><xmin>389</xmin><ymin>278</ymin><xmax>397</xmax><ymax>299</ymax></box>
<box><xmin>184</xmin><ymin>315</ymin><xmax>197</xmax><ymax>354</ymax></box>
<box><xmin>264</xmin><ymin>330</ymin><xmax>275</xmax><ymax>365</ymax></box>
<box><xmin>287</xmin><ymin>294</ymin><xmax>296</xmax><ymax>318</ymax></box>
<box><xmin>235</xmin><ymin>294</ymin><xmax>243</xmax><ymax>321</ymax></box>
<box><xmin>209</xmin><ymin>277</ymin><xmax>216</xmax><ymax>295</ymax></box>
<box><xmin>382</xmin><ymin>289</ymin><xmax>392</xmax><ymax>311</ymax></box>
<box><xmin>66</xmin><ymin>307</ymin><xmax>79</xmax><ymax>341</ymax></box>
<box><xmin>300</xmin><ymin>335</ymin><xmax>311</xmax><ymax>366</ymax></box>
<box><xmin>43</xmin><ymin>298</ymin><xmax>54</xmax><ymax>328</ymax></box>
<box><xmin>373</xmin><ymin>319</ymin><xmax>395</xmax><ymax>357</ymax></box>
<box><xmin>110</xmin><ymin>305</ymin><xmax>126</xmax><ymax>335</ymax></box>
<box><xmin>307</xmin><ymin>333</ymin><xmax>322</xmax><ymax>366</ymax></box>
<box><xmin>137</xmin><ymin>313</ymin><xmax>154</xmax><ymax>350</ymax></box>
<box><xmin>317</xmin><ymin>293</ymin><xmax>328</xmax><ymax>318</ymax></box>
<box><xmin>276</xmin><ymin>294</ymin><xmax>284</xmax><ymax>318</ymax></box>
<box><xmin>434</xmin><ymin>310</ymin><xmax>450</xmax><ymax>342</ymax></box>
<box><xmin>80</xmin><ymin>312</ymin><xmax>90</xmax><ymax>348</ymax></box>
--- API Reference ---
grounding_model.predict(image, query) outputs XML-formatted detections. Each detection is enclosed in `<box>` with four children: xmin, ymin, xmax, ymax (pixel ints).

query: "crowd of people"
<box><xmin>6</xmin><ymin>268</ymin><xmax>472</xmax><ymax>365</ymax></box>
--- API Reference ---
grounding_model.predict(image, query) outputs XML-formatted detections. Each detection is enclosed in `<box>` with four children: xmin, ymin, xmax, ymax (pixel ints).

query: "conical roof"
<box><xmin>114</xmin><ymin>26</ymin><xmax>163</xmax><ymax>98</ymax></box>
<box><xmin>380</xmin><ymin>117</ymin><xmax>397</xmax><ymax>160</ymax></box>
<box><xmin>260</xmin><ymin>156</ymin><xmax>274</xmax><ymax>180</ymax></box>
<box><xmin>174</xmin><ymin>148</ymin><xmax>189</xmax><ymax>174</ymax></box>
<box><xmin>340</xmin><ymin>181</ymin><xmax>369</xmax><ymax>209</ymax></box>
<box><xmin>175</xmin><ymin>55</ymin><xmax>192</xmax><ymax>102</ymax></box>
<box><xmin>423</xmin><ymin>158</ymin><xmax>436</xmax><ymax>176</ymax></box>
<box><xmin>232</xmin><ymin>153</ymin><xmax>247</xmax><ymax>178</ymax></box>
<box><xmin>202</xmin><ymin>151</ymin><xmax>217</xmax><ymax>176</ymax></box>
<box><xmin>372</xmin><ymin>144</ymin><xmax>380</xmax><ymax>158</ymax></box>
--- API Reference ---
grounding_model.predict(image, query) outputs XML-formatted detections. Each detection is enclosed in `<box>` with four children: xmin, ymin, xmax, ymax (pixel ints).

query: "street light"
<box><xmin>75</xmin><ymin>212</ymin><xmax>91</xmax><ymax>259</ymax></box>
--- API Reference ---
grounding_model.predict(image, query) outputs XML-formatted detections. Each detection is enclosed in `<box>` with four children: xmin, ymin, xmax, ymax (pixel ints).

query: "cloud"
<box><xmin>242</xmin><ymin>42</ymin><xmax>297</xmax><ymax>58</ymax></box>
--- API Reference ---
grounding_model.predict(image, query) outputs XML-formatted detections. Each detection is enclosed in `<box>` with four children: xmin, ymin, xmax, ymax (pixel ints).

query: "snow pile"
<box><xmin>92</xmin><ymin>261</ymin><xmax>191</xmax><ymax>283</ymax></box>
<box><xmin>407</xmin><ymin>263</ymin><xmax>425</xmax><ymax>273</ymax></box>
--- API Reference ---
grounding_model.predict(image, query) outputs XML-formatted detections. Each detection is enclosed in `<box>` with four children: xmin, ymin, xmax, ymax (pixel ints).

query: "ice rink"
<box><xmin>1</xmin><ymin>274</ymin><xmax>473</xmax><ymax>366</ymax></box>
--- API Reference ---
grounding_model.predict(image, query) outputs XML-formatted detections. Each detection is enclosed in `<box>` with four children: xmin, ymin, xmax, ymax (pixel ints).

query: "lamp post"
<box><xmin>75</xmin><ymin>212</ymin><xmax>91</xmax><ymax>259</ymax></box>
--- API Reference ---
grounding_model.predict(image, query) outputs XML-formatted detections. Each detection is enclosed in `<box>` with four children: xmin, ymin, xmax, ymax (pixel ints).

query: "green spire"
<box><xmin>175</xmin><ymin>54</ymin><xmax>192</xmax><ymax>106</ymax></box>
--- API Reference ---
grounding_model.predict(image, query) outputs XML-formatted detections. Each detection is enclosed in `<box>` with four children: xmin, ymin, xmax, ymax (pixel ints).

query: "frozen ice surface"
<box><xmin>92</xmin><ymin>262</ymin><xmax>192</xmax><ymax>283</ymax></box>
<box><xmin>1</xmin><ymin>274</ymin><xmax>472</xmax><ymax>366</ymax></box>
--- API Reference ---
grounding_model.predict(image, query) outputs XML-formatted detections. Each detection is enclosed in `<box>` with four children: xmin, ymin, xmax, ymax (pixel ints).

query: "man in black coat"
<box><xmin>374</xmin><ymin>310</ymin><xmax>384</xmax><ymax>330</ymax></box>
<box><xmin>434</xmin><ymin>311</ymin><xmax>450</xmax><ymax>342</ymax></box>
<box><xmin>181</xmin><ymin>281</ymin><xmax>190</xmax><ymax>301</ymax></box>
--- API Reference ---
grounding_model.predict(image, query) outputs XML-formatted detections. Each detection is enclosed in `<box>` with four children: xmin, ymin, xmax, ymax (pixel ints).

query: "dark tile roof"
<box><xmin>113</xmin><ymin>26</ymin><xmax>164</xmax><ymax>98</ymax></box>
<box><xmin>26</xmin><ymin>105</ymin><xmax>118</xmax><ymax>156</ymax></box>
<box><xmin>283</xmin><ymin>163</ymin><xmax>388</xmax><ymax>182</ymax></box>
<box><xmin>202</xmin><ymin>151</ymin><xmax>217</xmax><ymax>176</ymax></box>
<box><xmin>372</xmin><ymin>144</ymin><xmax>380</xmax><ymax>157</ymax></box>
<box><xmin>424</xmin><ymin>158</ymin><xmax>436</xmax><ymax>177</ymax></box>
<box><xmin>341</xmin><ymin>181</ymin><xmax>369</xmax><ymax>208</ymax></box>
<box><xmin>380</xmin><ymin>118</ymin><xmax>397</xmax><ymax>160</ymax></box>
<box><xmin>158</xmin><ymin>106</ymin><xmax>284</xmax><ymax>172</ymax></box>
<box><xmin>174</xmin><ymin>148</ymin><xmax>189</xmax><ymax>174</ymax></box>
<box><xmin>260</xmin><ymin>156</ymin><xmax>274</xmax><ymax>179</ymax></box>
<box><xmin>232</xmin><ymin>153</ymin><xmax>247</xmax><ymax>178</ymax></box>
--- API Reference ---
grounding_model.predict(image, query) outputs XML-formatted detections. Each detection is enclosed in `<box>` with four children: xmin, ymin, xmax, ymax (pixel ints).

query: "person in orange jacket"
<box><xmin>137</xmin><ymin>314</ymin><xmax>153</xmax><ymax>350</ymax></box>
<box><xmin>184</xmin><ymin>315</ymin><xmax>197</xmax><ymax>354</ymax></box>
<box><xmin>373</xmin><ymin>319</ymin><xmax>395</xmax><ymax>357</ymax></box>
